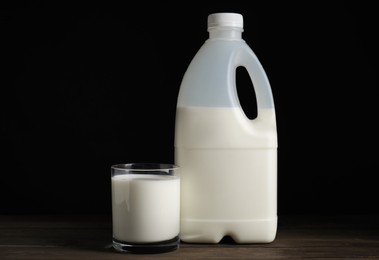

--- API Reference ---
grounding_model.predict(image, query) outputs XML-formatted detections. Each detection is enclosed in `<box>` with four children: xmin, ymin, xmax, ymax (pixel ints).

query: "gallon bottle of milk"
<box><xmin>174</xmin><ymin>12</ymin><xmax>278</xmax><ymax>243</ymax></box>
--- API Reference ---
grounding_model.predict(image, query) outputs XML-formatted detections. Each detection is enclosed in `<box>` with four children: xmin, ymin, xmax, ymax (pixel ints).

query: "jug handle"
<box><xmin>232</xmin><ymin>47</ymin><xmax>275</xmax><ymax>119</ymax></box>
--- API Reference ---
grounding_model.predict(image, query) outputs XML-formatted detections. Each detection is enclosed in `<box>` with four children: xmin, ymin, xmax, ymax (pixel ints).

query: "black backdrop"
<box><xmin>1</xmin><ymin>2</ymin><xmax>378</xmax><ymax>216</ymax></box>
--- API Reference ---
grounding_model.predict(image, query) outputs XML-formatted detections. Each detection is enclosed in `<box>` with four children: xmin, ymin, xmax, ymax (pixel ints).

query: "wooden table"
<box><xmin>0</xmin><ymin>214</ymin><xmax>378</xmax><ymax>259</ymax></box>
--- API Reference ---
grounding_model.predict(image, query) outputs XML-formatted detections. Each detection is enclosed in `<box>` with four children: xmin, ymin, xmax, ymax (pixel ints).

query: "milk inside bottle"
<box><xmin>174</xmin><ymin>12</ymin><xmax>278</xmax><ymax>243</ymax></box>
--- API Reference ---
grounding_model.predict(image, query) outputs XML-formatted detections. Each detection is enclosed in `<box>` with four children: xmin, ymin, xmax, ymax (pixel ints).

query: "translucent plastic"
<box><xmin>176</xmin><ymin>32</ymin><xmax>275</xmax><ymax>110</ymax></box>
<box><xmin>175</xmin><ymin>13</ymin><xmax>278</xmax><ymax>244</ymax></box>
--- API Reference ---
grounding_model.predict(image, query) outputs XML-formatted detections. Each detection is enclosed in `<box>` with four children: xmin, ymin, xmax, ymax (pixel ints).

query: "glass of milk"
<box><xmin>111</xmin><ymin>163</ymin><xmax>180</xmax><ymax>253</ymax></box>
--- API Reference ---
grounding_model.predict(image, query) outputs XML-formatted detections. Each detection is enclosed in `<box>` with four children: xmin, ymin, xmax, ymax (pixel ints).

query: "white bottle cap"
<box><xmin>207</xmin><ymin>13</ymin><xmax>243</xmax><ymax>29</ymax></box>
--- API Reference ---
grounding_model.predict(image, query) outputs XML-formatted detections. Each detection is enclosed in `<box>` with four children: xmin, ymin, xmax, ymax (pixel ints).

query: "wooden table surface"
<box><xmin>0</xmin><ymin>214</ymin><xmax>378</xmax><ymax>259</ymax></box>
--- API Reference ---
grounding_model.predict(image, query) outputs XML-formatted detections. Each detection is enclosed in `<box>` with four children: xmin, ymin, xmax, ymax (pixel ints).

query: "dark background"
<box><xmin>1</xmin><ymin>2</ymin><xmax>378</xmax><ymax>216</ymax></box>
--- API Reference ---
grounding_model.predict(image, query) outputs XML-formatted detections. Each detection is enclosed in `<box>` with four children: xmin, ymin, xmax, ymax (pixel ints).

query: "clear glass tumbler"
<box><xmin>111</xmin><ymin>163</ymin><xmax>180</xmax><ymax>253</ymax></box>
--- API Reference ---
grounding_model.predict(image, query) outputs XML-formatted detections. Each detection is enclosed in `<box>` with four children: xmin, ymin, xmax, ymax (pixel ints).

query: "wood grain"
<box><xmin>0</xmin><ymin>215</ymin><xmax>378</xmax><ymax>259</ymax></box>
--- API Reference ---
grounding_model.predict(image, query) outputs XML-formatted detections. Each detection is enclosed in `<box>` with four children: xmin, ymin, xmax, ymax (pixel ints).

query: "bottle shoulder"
<box><xmin>192</xmin><ymin>39</ymin><xmax>253</xmax><ymax>61</ymax></box>
<box><xmin>202</xmin><ymin>38</ymin><xmax>248</xmax><ymax>48</ymax></box>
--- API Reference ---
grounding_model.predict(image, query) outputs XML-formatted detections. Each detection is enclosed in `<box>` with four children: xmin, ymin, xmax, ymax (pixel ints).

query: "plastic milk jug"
<box><xmin>174</xmin><ymin>13</ymin><xmax>278</xmax><ymax>243</ymax></box>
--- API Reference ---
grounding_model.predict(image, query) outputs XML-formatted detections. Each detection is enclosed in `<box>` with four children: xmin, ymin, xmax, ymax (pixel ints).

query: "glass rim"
<box><xmin>111</xmin><ymin>163</ymin><xmax>179</xmax><ymax>172</ymax></box>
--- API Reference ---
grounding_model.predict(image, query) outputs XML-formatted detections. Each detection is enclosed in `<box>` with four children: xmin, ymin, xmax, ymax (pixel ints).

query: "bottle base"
<box><xmin>179</xmin><ymin>217</ymin><xmax>277</xmax><ymax>244</ymax></box>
